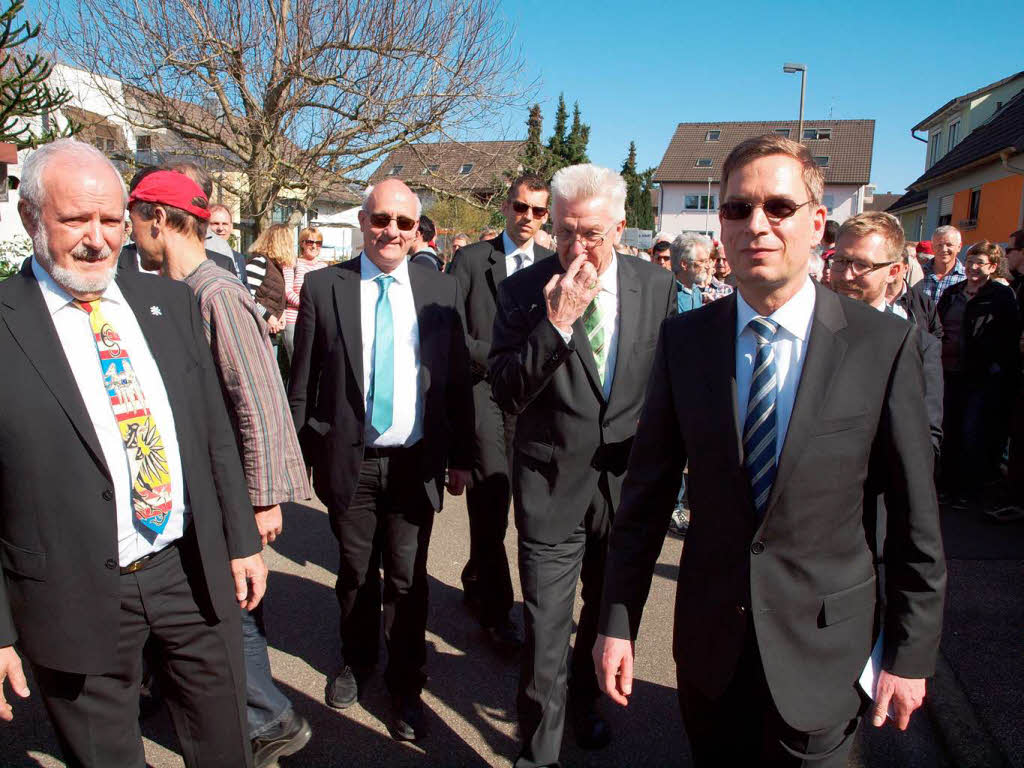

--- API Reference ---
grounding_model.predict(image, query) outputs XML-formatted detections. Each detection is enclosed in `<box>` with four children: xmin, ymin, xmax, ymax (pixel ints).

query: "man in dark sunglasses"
<box><xmin>448</xmin><ymin>174</ymin><xmax>555</xmax><ymax>656</ymax></box>
<box><xmin>288</xmin><ymin>178</ymin><xmax>474</xmax><ymax>742</ymax></box>
<box><xmin>597</xmin><ymin>134</ymin><xmax>945</xmax><ymax>768</ymax></box>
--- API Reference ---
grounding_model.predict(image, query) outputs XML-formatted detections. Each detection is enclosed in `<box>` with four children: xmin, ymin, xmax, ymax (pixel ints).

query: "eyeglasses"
<box><xmin>511</xmin><ymin>200</ymin><xmax>549</xmax><ymax>218</ymax></box>
<box><xmin>965</xmin><ymin>258</ymin><xmax>992</xmax><ymax>268</ymax></box>
<box><xmin>653</xmin><ymin>254</ymin><xmax>671</xmax><ymax>263</ymax></box>
<box><xmin>720</xmin><ymin>198</ymin><xmax>812</xmax><ymax>222</ymax></box>
<box><xmin>367</xmin><ymin>212</ymin><xmax>418</xmax><ymax>231</ymax></box>
<box><xmin>302</xmin><ymin>240</ymin><xmax>323</xmax><ymax>246</ymax></box>
<box><xmin>830</xmin><ymin>255</ymin><xmax>896</xmax><ymax>277</ymax></box>
<box><xmin>557</xmin><ymin>223</ymin><xmax>616</xmax><ymax>249</ymax></box>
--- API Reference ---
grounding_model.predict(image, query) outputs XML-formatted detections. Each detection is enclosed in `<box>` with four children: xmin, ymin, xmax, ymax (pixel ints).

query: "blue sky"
<box><xmin>498</xmin><ymin>0</ymin><xmax>1022</xmax><ymax>193</ymax></box>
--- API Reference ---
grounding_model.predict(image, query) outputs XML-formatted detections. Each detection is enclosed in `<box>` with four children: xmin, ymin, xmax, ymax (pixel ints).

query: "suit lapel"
<box><xmin>485</xmin><ymin>234</ymin><xmax>508</xmax><ymax>300</ymax></box>
<box><xmin>409</xmin><ymin>265</ymin><xmax>438</xmax><ymax>387</ymax></box>
<box><xmin>763</xmin><ymin>284</ymin><xmax>848</xmax><ymax>518</ymax></box>
<box><xmin>1</xmin><ymin>261</ymin><xmax>109</xmax><ymax>477</ymax></box>
<box><xmin>702</xmin><ymin>295</ymin><xmax>744</xmax><ymax>467</ymax></box>
<box><xmin>607</xmin><ymin>255</ymin><xmax>639</xmax><ymax>407</ymax></box>
<box><xmin>332</xmin><ymin>260</ymin><xmax>365</xmax><ymax>400</ymax></box>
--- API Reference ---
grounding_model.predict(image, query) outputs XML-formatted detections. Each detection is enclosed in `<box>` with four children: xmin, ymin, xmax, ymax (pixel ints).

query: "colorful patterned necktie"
<box><xmin>583</xmin><ymin>296</ymin><xmax>606</xmax><ymax>386</ymax></box>
<box><xmin>369</xmin><ymin>275</ymin><xmax>395</xmax><ymax>435</ymax></box>
<box><xmin>743</xmin><ymin>317</ymin><xmax>779</xmax><ymax>520</ymax></box>
<box><xmin>77</xmin><ymin>300</ymin><xmax>173</xmax><ymax>534</ymax></box>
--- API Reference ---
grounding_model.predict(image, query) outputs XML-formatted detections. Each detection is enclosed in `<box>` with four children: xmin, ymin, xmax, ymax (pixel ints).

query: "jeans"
<box><xmin>241</xmin><ymin>602</ymin><xmax>292</xmax><ymax>739</ymax></box>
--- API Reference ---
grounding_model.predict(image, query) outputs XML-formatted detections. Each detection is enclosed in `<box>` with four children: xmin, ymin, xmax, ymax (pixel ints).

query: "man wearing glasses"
<box><xmin>489</xmin><ymin>164</ymin><xmax>676</xmax><ymax>767</ymax></box>
<box><xmin>595</xmin><ymin>135</ymin><xmax>946</xmax><ymax>766</ymax></box>
<box><xmin>288</xmin><ymin>178</ymin><xmax>474</xmax><ymax>741</ymax></box>
<box><xmin>449</xmin><ymin>174</ymin><xmax>555</xmax><ymax>654</ymax></box>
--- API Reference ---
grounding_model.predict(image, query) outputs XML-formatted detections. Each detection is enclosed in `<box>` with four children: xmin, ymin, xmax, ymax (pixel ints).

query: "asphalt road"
<box><xmin>0</xmin><ymin>492</ymin><xmax>954</xmax><ymax>767</ymax></box>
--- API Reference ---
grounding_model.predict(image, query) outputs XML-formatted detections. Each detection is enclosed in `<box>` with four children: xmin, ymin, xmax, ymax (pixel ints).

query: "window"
<box><xmin>705</xmin><ymin>130</ymin><xmax>721</xmax><ymax>141</ymax></box>
<box><xmin>817</xmin><ymin>128</ymin><xmax>831</xmax><ymax>140</ymax></box>
<box><xmin>929</xmin><ymin>130</ymin><xmax>943</xmax><ymax>165</ymax></box>
<box><xmin>421</xmin><ymin>164</ymin><xmax>439</xmax><ymax>174</ymax></box>
<box><xmin>947</xmin><ymin>120</ymin><xmax>960</xmax><ymax>152</ymax></box>
<box><xmin>802</xmin><ymin>128</ymin><xmax>832</xmax><ymax>140</ymax></box>
<box><xmin>460</xmin><ymin>163</ymin><xmax>473</xmax><ymax>174</ymax></box>
<box><xmin>773</xmin><ymin>128</ymin><xmax>791</xmax><ymax>138</ymax></box>
<box><xmin>813</xmin><ymin>156</ymin><xmax>829</xmax><ymax>167</ymax></box>
<box><xmin>968</xmin><ymin>188</ymin><xmax>981</xmax><ymax>221</ymax></box>
<box><xmin>136</xmin><ymin>135</ymin><xmax>152</xmax><ymax>152</ymax></box>
<box><xmin>694</xmin><ymin>158</ymin><xmax>712</xmax><ymax>167</ymax></box>
<box><xmin>823</xmin><ymin>194</ymin><xmax>835</xmax><ymax>214</ymax></box>
<box><xmin>387</xmin><ymin>165</ymin><xmax>403</xmax><ymax>176</ymax></box>
<box><xmin>684</xmin><ymin>195</ymin><xmax>717</xmax><ymax>210</ymax></box>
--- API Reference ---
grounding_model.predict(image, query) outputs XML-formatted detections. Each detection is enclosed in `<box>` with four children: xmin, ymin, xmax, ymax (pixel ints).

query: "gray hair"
<box><xmin>932</xmin><ymin>225</ymin><xmax>961</xmax><ymax>241</ymax></box>
<box><xmin>670</xmin><ymin>232</ymin><xmax>712</xmax><ymax>273</ymax></box>
<box><xmin>550</xmin><ymin>164</ymin><xmax>626</xmax><ymax>222</ymax></box>
<box><xmin>20</xmin><ymin>139</ymin><xmax>127</xmax><ymax>220</ymax></box>
<box><xmin>361</xmin><ymin>182</ymin><xmax>422</xmax><ymax>219</ymax></box>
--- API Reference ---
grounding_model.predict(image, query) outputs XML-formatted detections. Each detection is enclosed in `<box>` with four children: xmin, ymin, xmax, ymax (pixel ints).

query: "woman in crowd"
<box><xmin>937</xmin><ymin>241</ymin><xmax>1021</xmax><ymax>501</ymax></box>
<box><xmin>282</xmin><ymin>228</ymin><xmax>328</xmax><ymax>362</ymax></box>
<box><xmin>246</xmin><ymin>223</ymin><xmax>293</xmax><ymax>345</ymax></box>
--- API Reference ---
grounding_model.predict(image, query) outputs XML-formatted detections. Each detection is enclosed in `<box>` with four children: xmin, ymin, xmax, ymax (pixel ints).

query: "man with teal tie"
<box><xmin>288</xmin><ymin>178</ymin><xmax>474</xmax><ymax>742</ymax></box>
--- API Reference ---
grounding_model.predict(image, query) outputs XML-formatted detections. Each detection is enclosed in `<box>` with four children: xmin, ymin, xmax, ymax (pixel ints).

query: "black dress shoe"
<box><xmin>326</xmin><ymin>667</ymin><xmax>359</xmax><ymax>709</ymax></box>
<box><xmin>570</xmin><ymin>702</ymin><xmax>611</xmax><ymax>750</ymax></box>
<box><xmin>485</xmin><ymin>617</ymin><xmax>523</xmax><ymax>655</ymax></box>
<box><xmin>252</xmin><ymin>711</ymin><xmax>312</xmax><ymax>768</ymax></box>
<box><xmin>389</xmin><ymin>693</ymin><xmax>427</xmax><ymax>741</ymax></box>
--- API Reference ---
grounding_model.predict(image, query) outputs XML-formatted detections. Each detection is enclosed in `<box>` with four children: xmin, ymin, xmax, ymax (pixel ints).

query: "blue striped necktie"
<box><xmin>743</xmin><ymin>317</ymin><xmax>779</xmax><ymax>520</ymax></box>
<box><xmin>370</xmin><ymin>274</ymin><xmax>395</xmax><ymax>435</ymax></box>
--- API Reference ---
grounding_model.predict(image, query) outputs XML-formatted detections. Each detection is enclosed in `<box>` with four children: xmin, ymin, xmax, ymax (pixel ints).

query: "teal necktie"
<box><xmin>370</xmin><ymin>274</ymin><xmax>395</xmax><ymax>435</ymax></box>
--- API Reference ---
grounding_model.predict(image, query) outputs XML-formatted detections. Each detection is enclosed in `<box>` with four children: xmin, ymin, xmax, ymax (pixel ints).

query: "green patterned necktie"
<box><xmin>583</xmin><ymin>297</ymin><xmax>606</xmax><ymax>385</ymax></box>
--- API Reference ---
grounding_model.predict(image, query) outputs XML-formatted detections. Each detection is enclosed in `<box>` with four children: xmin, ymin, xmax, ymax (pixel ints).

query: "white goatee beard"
<box><xmin>32</xmin><ymin>227</ymin><xmax>120</xmax><ymax>295</ymax></box>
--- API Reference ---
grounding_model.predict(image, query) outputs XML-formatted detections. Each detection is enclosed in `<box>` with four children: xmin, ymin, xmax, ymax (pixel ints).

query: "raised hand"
<box><xmin>543</xmin><ymin>253</ymin><xmax>601</xmax><ymax>334</ymax></box>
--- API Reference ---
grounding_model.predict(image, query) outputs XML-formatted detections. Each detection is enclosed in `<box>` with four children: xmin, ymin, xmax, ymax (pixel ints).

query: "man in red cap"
<box><xmin>0</xmin><ymin>139</ymin><xmax>267</xmax><ymax>766</ymax></box>
<box><xmin>128</xmin><ymin>168</ymin><xmax>314</xmax><ymax>767</ymax></box>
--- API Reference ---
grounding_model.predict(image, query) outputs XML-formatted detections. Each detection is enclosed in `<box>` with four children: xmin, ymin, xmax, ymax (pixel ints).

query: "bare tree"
<box><xmin>45</xmin><ymin>0</ymin><xmax>529</xmax><ymax>232</ymax></box>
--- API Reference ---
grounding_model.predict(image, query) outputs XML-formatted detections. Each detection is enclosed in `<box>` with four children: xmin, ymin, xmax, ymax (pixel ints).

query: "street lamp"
<box><xmin>783</xmin><ymin>62</ymin><xmax>807</xmax><ymax>142</ymax></box>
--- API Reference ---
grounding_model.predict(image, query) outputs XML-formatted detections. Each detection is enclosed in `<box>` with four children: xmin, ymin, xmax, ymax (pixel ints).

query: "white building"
<box><xmin>652</xmin><ymin>120</ymin><xmax>876</xmax><ymax>239</ymax></box>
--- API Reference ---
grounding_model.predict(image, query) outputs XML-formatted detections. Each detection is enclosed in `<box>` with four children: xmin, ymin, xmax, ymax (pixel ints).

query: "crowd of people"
<box><xmin>0</xmin><ymin>130</ymin><xmax>1013</xmax><ymax>768</ymax></box>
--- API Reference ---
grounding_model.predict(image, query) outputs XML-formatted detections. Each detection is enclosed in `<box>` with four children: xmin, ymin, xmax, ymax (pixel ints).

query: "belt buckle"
<box><xmin>122</xmin><ymin>554</ymin><xmax>150</xmax><ymax>574</ymax></box>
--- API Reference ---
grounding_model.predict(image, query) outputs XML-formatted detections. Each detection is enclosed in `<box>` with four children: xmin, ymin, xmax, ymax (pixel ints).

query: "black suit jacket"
<box><xmin>599</xmin><ymin>283</ymin><xmax>946</xmax><ymax>733</ymax></box>
<box><xmin>288</xmin><ymin>258</ymin><xmax>474</xmax><ymax>514</ymax></box>
<box><xmin>0</xmin><ymin>260</ymin><xmax>260</xmax><ymax>674</ymax></box>
<box><xmin>118</xmin><ymin>244</ymin><xmax>237</xmax><ymax>277</ymax></box>
<box><xmin>450</xmin><ymin>234</ymin><xmax>555</xmax><ymax>380</ymax></box>
<box><xmin>896</xmin><ymin>280</ymin><xmax>942</xmax><ymax>341</ymax></box>
<box><xmin>488</xmin><ymin>254</ymin><xmax>677</xmax><ymax>545</ymax></box>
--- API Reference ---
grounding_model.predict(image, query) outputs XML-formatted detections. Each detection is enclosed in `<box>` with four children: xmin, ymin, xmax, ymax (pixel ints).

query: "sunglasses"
<box><xmin>367</xmin><ymin>212</ymin><xmax>418</xmax><ymax>231</ymax></box>
<box><xmin>511</xmin><ymin>200</ymin><xmax>549</xmax><ymax>218</ymax></box>
<box><xmin>302</xmin><ymin>240</ymin><xmax>323</xmax><ymax>246</ymax></box>
<box><xmin>720</xmin><ymin>198</ymin><xmax>811</xmax><ymax>221</ymax></box>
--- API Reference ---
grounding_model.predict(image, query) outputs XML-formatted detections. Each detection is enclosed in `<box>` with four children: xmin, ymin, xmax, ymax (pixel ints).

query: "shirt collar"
<box><xmin>736</xmin><ymin>276</ymin><xmax>816</xmax><ymax>341</ymax></box>
<box><xmin>360</xmin><ymin>251</ymin><xmax>410</xmax><ymax>285</ymax></box>
<box><xmin>925</xmin><ymin>259</ymin><xmax>965</xmax><ymax>277</ymax></box>
<box><xmin>31</xmin><ymin>255</ymin><xmax>125</xmax><ymax>316</ymax></box>
<box><xmin>503</xmin><ymin>231</ymin><xmax>534</xmax><ymax>261</ymax></box>
<box><xmin>598</xmin><ymin>253</ymin><xmax>618</xmax><ymax>297</ymax></box>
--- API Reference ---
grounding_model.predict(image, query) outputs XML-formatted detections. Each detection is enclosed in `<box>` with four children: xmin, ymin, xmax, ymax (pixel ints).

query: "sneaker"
<box><xmin>252</xmin><ymin>711</ymin><xmax>312</xmax><ymax>768</ymax></box>
<box><xmin>326</xmin><ymin>667</ymin><xmax>359</xmax><ymax>709</ymax></box>
<box><xmin>668</xmin><ymin>506</ymin><xmax>689</xmax><ymax>537</ymax></box>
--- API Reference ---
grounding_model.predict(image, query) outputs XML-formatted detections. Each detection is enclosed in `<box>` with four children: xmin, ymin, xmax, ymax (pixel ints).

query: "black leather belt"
<box><xmin>120</xmin><ymin>542</ymin><xmax>177</xmax><ymax>575</ymax></box>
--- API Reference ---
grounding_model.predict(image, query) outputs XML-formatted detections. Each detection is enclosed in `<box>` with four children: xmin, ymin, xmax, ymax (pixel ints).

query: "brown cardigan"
<box><xmin>248</xmin><ymin>253</ymin><xmax>287</xmax><ymax>320</ymax></box>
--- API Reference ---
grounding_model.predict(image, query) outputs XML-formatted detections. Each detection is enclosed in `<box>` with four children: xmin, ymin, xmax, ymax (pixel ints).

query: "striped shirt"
<box><xmin>184</xmin><ymin>260</ymin><xmax>311</xmax><ymax>506</ymax></box>
<box><xmin>284</xmin><ymin>258</ymin><xmax>327</xmax><ymax>326</ymax></box>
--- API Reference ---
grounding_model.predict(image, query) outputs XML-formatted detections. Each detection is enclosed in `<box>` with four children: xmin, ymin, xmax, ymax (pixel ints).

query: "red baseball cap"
<box><xmin>916</xmin><ymin>240</ymin><xmax>934</xmax><ymax>255</ymax></box>
<box><xmin>128</xmin><ymin>170</ymin><xmax>211</xmax><ymax>220</ymax></box>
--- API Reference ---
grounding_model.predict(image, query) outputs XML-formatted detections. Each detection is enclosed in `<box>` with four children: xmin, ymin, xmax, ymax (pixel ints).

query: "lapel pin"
<box><xmin>150</xmin><ymin>306</ymin><xmax>162</xmax><ymax>316</ymax></box>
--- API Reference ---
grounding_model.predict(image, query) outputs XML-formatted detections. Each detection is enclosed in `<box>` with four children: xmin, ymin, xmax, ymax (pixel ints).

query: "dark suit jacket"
<box><xmin>0</xmin><ymin>260</ymin><xmax>260</xmax><ymax>674</ymax></box>
<box><xmin>288</xmin><ymin>258</ymin><xmax>474</xmax><ymax>514</ymax></box>
<box><xmin>450</xmin><ymin>234</ymin><xmax>554</xmax><ymax>380</ymax></box>
<box><xmin>118</xmin><ymin>244</ymin><xmax>237</xmax><ymax>277</ymax></box>
<box><xmin>488</xmin><ymin>254</ymin><xmax>677</xmax><ymax>545</ymax></box>
<box><xmin>896</xmin><ymin>280</ymin><xmax>942</xmax><ymax>341</ymax></box>
<box><xmin>599</xmin><ymin>283</ymin><xmax>946</xmax><ymax>733</ymax></box>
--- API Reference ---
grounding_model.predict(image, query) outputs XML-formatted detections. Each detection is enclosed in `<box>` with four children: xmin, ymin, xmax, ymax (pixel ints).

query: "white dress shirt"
<box><xmin>735</xmin><ymin>276</ymin><xmax>816</xmax><ymax>462</ymax></box>
<box><xmin>503</xmin><ymin>231</ymin><xmax>536</xmax><ymax>276</ymax></box>
<box><xmin>33</xmin><ymin>258</ymin><xmax>189</xmax><ymax>567</ymax></box>
<box><xmin>359</xmin><ymin>253</ymin><xmax>423</xmax><ymax>447</ymax></box>
<box><xmin>551</xmin><ymin>253</ymin><xmax>620</xmax><ymax>398</ymax></box>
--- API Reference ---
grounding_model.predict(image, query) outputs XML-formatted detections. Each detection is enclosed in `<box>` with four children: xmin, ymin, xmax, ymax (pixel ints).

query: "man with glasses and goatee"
<box><xmin>489</xmin><ymin>164</ymin><xmax>675</xmax><ymax>767</ymax></box>
<box><xmin>595</xmin><ymin>135</ymin><xmax>946</xmax><ymax>767</ymax></box>
<box><xmin>288</xmin><ymin>178</ymin><xmax>473</xmax><ymax>742</ymax></box>
<box><xmin>448</xmin><ymin>173</ymin><xmax>555</xmax><ymax>654</ymax></box>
